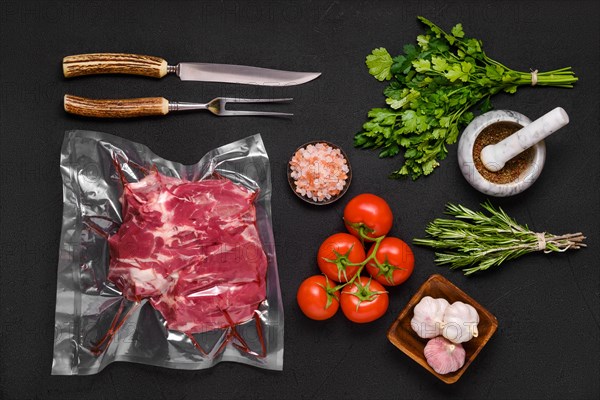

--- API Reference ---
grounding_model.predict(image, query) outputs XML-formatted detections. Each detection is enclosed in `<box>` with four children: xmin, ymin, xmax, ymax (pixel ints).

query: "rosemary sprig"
<box><xmin>413</xmin><ymin>202</ymin><xmax>586</xmax><ymax>275</ymax></box>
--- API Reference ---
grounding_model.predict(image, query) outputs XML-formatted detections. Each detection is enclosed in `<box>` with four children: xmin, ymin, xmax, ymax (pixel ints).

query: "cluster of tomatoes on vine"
<box><xmin>297</xmin><ymin>193</ymin><xmax>415</xmax><ymax>323</ymax></box>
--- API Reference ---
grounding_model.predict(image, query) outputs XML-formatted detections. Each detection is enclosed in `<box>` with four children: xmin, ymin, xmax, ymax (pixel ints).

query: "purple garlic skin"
<box><xmin>424</xmin><ymin>336</ymin><xmax>466</xmax><ymax>375</ymax></box>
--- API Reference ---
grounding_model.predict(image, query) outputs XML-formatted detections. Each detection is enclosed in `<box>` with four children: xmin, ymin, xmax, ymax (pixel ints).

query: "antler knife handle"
<box><xmin>63</xmin><ymin>53</ymin><xmax>168</xmax><ymax>78</ymax></box>
<box><xmin>64</xmin><ymin>94</ymin><xmax>169</xmax><ymax>118</ymax></box>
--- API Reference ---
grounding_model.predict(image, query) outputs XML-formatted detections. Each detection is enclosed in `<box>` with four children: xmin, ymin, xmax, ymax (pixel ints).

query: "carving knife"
<box><xmin>63</xmin><ymin>53</ymin><xmax>321</xmax><ymax>86</ymax></box>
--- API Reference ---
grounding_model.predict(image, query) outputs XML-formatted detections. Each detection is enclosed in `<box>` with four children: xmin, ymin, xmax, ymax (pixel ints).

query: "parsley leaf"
<box><xmin>366</xmin><ymin>48</ymin><xmax>393</xmax><ymax>81</ymax></box>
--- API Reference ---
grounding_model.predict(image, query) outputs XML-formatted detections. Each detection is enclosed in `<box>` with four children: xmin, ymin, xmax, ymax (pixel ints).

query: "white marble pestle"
<box><xmin>480</xmin><ymin>107</ymin><xmax>569</xmax><ymax>172</ymax></box>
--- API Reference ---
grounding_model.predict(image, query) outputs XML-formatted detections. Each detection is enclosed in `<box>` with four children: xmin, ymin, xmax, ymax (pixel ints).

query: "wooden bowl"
<box><xmin>287</xmin><ymin>140</ymin><xmax>352</xmax><ymax>205</ymax></box>
<box><xmin>387</xmin><ymin>274</ymin><xmax>498</xmax><ymax>384</ymax></box>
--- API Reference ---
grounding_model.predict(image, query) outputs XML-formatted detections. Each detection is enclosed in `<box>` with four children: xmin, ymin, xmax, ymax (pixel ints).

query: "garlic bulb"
<box><xmin>411</xmin><ymin>296</ymin><xmax>449</xmax><ymax>338</ymax></box>
<box><xmin>424</xmin><ymin>336</ymin><xmax>466</xmax><ymax>375</ymax></box>
<box><xmin>442</xmin><ymin>301</ymin><xmax>480</xmax><ymax>344</ymax></box>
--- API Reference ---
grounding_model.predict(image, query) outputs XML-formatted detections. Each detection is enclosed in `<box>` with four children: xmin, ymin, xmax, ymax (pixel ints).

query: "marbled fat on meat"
<box><xmin>107</xmin><ymin>171</ymin><xmax>267</xmax><ymax>333</ymax></box>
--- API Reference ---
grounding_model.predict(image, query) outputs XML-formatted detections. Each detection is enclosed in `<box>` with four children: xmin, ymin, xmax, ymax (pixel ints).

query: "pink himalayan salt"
<box><xmin>289</xmin><ymin>142</ymin><xmax>349</xmax><ymax>202</ymax></box>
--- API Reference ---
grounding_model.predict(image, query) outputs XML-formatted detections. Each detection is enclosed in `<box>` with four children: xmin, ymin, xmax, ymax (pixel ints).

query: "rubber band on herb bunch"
<box><xmin>535</xmin><ymin>232</ymin><xmax>546</xmax><ymax>251</ymax></box>
<box><xmin>530</xmin><ymin>69</ymin><xmax>539</xmax><ymax>86</ymax></box>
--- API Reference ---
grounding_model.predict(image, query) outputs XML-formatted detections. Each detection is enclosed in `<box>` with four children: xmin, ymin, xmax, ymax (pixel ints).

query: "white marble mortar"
<box><xmin>457</xmin><ymin>110</ymin><xmax>545</xmax><ymax>197</ymax></box>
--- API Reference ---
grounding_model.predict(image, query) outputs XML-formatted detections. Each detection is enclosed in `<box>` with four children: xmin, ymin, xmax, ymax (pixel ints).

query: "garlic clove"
<box><xmin>411</xmin><ymin>296</ymin><xmax>450</xmax><ymax>339</ymax></box>
<box><xmin>442</xmin><ymin>301</ymin><xmax>480</xmax><ymax>344</ymax></box>
<box><xmin>424</xmin><ymin>336</ymin><xmax>466</xmax><ymax>375</ymax></box>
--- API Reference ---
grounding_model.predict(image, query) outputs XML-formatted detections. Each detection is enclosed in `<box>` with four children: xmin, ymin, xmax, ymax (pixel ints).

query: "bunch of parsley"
<box><xmin>355</xmin><ymin>16</ymin><xmax>577</xmax><ymax>179</ymax></box>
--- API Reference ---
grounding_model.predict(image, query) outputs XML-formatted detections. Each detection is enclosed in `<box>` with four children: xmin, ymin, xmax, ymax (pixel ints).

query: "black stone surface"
<box><xmin>1</xmin><ymin>1</ymin><xmax>598</xmax><ymax>399</ymax></box>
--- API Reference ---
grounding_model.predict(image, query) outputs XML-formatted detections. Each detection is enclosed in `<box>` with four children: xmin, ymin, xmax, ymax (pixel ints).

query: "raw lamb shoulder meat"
<box><xmin>107</xmin><ymin>170</ymin><xmax>267</xmax><ymax>334</ymax></box>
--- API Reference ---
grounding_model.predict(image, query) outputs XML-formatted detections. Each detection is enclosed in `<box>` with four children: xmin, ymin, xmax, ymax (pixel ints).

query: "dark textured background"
<box><xmin>1</xmin><ymin>1</ymin><xmax>599</xmax><ymax>399</ymax></box>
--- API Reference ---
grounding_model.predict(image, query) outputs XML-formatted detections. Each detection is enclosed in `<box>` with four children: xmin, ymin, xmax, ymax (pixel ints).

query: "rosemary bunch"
<box><xmin>413</xmin><ymin>202</ymin><xmax>586</xmax><ymax>275</ymax></box>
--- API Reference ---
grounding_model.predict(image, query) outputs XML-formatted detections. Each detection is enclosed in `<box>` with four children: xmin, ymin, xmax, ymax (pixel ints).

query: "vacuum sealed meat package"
<box><xmin>52</xmin><ymin>131</ymin><xmax>283</xmax><ymax>374</ymax></box>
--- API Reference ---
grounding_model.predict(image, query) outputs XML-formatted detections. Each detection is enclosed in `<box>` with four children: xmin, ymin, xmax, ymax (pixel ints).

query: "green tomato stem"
<box><xmin>330</xmin><ymin>232</ymin><xmax>386</xmax><ymax>292</ymax></box>
<box><xmin>349</xmin><ymin>277</ymin><xmax>389</xmax><ymax>309</ymax></box>
<box><xmin>317</xmin><ymin>277</ymin><xmax>340</xmax><ymax>309</ymax></box>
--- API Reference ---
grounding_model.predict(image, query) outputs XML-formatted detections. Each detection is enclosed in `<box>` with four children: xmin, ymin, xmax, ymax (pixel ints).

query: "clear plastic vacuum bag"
<box><xmin>52</xmin><ymin>130</ymin><xmax>283</xmax><ymax>375</ymax></box>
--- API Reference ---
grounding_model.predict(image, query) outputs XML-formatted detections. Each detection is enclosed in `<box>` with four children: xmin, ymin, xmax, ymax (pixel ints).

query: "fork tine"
<box><xmin>220</xmin><ymin>97</ymin><xmax>293</xmax><ymax>103</ymax></box>
<box><xmin>216</xmin><ymin>97</ymin><xmax>293</xmax><ymax>117</ymax></box>
<box><xmin>221</xmin><ymin>110</ymin><xmax>293</xmax><ymax>117</ymax></box>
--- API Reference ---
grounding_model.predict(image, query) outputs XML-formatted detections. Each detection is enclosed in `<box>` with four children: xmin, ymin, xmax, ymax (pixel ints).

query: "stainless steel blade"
<box><xmin>176</xmin><ymin>63</ymin><xmax>321</xmax><ymax>86</ymax></box>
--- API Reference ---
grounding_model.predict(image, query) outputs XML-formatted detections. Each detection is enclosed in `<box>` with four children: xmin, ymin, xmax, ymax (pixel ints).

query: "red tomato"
<box><xmin>366</xmin><ymin>237</ymin><xmax>415</xmax><ymax>286</ymax></box>
<box><xmin>340</xmin><ymin>277</ymin><xmax>389</xmax><ymax>323</ymax></box>
<box><xmin>343</xmin><ymin>194</ymin><xmax>393</xmax><ymax>239</ymax></box>
<box><xmin>317</xmin><ymin>233</ymin><xmax>365</xmax><ymax>282</ymax></box>
<box><xmin>297</xmin><ymin>275</ymin><xmax>340</xmax><ymax>320</ymax></box>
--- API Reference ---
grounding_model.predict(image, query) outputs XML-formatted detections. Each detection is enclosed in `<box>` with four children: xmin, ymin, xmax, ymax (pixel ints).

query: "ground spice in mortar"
<box><xmin>473</xmin><ymin>122</ymin><xmax>535</xmax><ymax>184</ymax></box>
